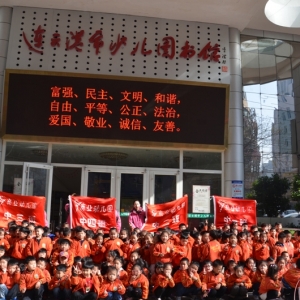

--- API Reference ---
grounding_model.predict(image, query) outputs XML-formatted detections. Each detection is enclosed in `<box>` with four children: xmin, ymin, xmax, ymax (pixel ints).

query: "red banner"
<box><xmin>70</xmin><ymin>196</ymin><xmax>116</xmax><ymax>232</ymax></box>
<box><xmin>214</xmin><ymin>196</ymin><xmax>256</xmax><ymax>228</ymax></box>
<box><xmin>143</xmin><ymin>196</ymin><xmax>188</xmax><ymax>232</ymax></box>
<box><xmin>0</xmin><ymin>191</ymin><xmax>46</xmax><ymax>228</ymax></box>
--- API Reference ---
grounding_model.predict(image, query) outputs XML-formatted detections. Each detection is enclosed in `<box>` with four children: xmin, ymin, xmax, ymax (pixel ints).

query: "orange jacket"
<box><xmin>253</xmin><ymin>242</ymin><xmax>271</xmax><ymax>261</ymax></box>
<box><xmin>202</xmin><ymin>271</ymin><xmax>226</xmax><ymax>290</ymax></box>
<box><xmin>293</xmin><ymin>240</ymin><xmax>300</xmax><ymax>256</ymax></box>
<box><xmin>72</xmin><ymin>239</ymin><xmax>91</xmax><ymax>257</ymax></box>
<box><xmin>251</xmin><ymin>271</ymin><xmax>265</xmax><ymax>284</ymax></box>
<box><xmin>192</xmin><ymin>243</ymin><xmax>202</xmax><ymax>261</ymax></box>
<box><xmin>71</xmin><ymin>274</ymin><xmax>100</xmax><ymax>294</ymax></box>
<box><xmin>173</xmin><ymin>270</ymin><xmax>201</xmax><ymax>288</ymax></box>
<box><xmin>104</xmin><ymin>238</ymin><xmax>124</xmax><ymax>256</ymax></box>
<box><xmin>19</xmin><ymin>267</ymin><xmax>46</xmax><ymax>291</ymax></box>
<box><xmin>226</xmin><ymin>274</ymin><xmax>252</xmax><ymax>289</ymax></box>
<box><xmin>118</xmin><ymin>269</ymin><xmax>129</xmax><ymax>287</ymax></box>
<box><xmin>42</xmin><ymin>269</ymin><xmax>51</xmax><ymax>283</ymax></box>
<box><xmin>243</xmin><ymin>267</ymin><xmax>254</xmax><ymax>280</ymax></box>
<box><xmin>283</xmin><ymin>268</ymin><xmax>300</xmax><ymax>288</ymax></box>
<box><xmin>0</xmin><ymin>238</ymin><xmax>10</xmax><ymax>251</ymax></box>
<box><xmin>140</xmin><ymin>244</ymin><xmax>152</xmax><ymax>265</ymax></box>
<box><xmin>51</xmin><ymin>249</ymin><xmax>74</xmax><ymax>267</ymax></box>
<box><xmin>153</xmin><ymin>274</ymin><xmax>175</xmax><ymax>291</ymax></box>
<box><xmin>221</xmin><ymin>244</ymin><xmax>242</xmax><ymax>265</ymax></box>
<box><xmin>171</xmin><ymin>244</ymin><xmax>189</xmax><ymax>266</ymax></box>
<box><xmin>268</xmin><ymin>236</ymin><xmax>278</xmax><ymax>248</ymax></box>
<box><xmin>126</xmin><ymin>242</ymin><xmax>141</xmax><ymax>259</ymax></box>
<box><xmin>90</xmin><ymin>244</ymin><xmax>106</xmax><ymax>264</ymax></box>
<box><xmin>272</xmin><ymin>242</ymin><xmax>287</xmax><ymax>261</ymax></box>
<box><xmin>285</xmin><ymin>241</ymin><xmax>295</xmax><ymax>258</ymax></box>
<box><xmin>98</xmin><ymin>278</ymin><xmax>126</xmax><ymax>298</ymax></box>
<box><xmin>153</xmin><ymin>242</ymin><xmax>173</xmax><ymax>263</ymax></box>
<box><xmin>128</xmin><ymin>273</ymin><xmax>149</xmax><ymax>299</ymax></box>
<box><xmin>239</xmin><ymin>240</ymin><xmax>251</xmax><ymax>261</ymax></box>
<box><xmin>0</xmin><ymin>271</ymin><xmax>21</xmax><ymax>289</ymax></box>
<box><xmin>11</xmin><ymin>238</ymin><xmax>29</xmax><ymax>260</ymax></box>
<box><xmin>259</xmin><ymin>277</ymin><xmax>281</xmax><ymax>294</ymax></box>
<box><xmin>25</xmin><ymin>237</ymin><xmax>53</xmax><ymax>258</ymax></box>
<box><xmin>48</xmin><ymin>275</ymin><xmax>71</xmax><ymax>290</ymax></box>
<box><xmin>121</xmin><ymin>242</ymin><xmax>130</xmax><ymax>260</ymax></box>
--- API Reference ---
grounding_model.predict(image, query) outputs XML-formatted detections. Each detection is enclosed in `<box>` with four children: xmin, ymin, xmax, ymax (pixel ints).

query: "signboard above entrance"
<box><xmin>3</xmin><ymin>71</ymin><xmax>228</xmax><ymax>147</ymax></box>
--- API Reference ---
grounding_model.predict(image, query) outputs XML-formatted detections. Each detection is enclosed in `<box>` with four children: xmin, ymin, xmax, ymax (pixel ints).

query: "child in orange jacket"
<box><xmin>253</xmin><ymin>232</ymin><xmax>271</xmax><ymax>261</ymax></box>
<box><xmin>126</xmin><ymin>264</ymin><xmax>149</xmax><ymax>300</ymax></box>
<box><xmin>72</xmin><ymin>226</ymin><xmax>91</xmax><ymax>258</ymax></box>
<box><xmin>104</xmin><ymin>228</ymin><xmax>124</xmax><ymax>257</ymax></box>
<box><xmin>227</xmin><ymin>265</ymin><xmax>252</xmax><ymax>298</ymax></box>
<box><xmin>25</xmin><ymin>225</ymin><xmax>53</xmax><ymax>258</ymax></box>
<box><xmin>202</xmin><ymin>259</ymin><xmax>227</xmax><ymax>299</ymax></box>
<box><xmin>98</xmin><ymin>266</ymin><xmax>126</xmax><ymax>300</ymax></box>
<box><xmin>153</xmin><ymin>263</ymin><xmax>175</xmax><ymax>299</ymax></box>
<box><xmin>252</xmin><ymin>260</ymin><xmax>268</xmax><ymax>296</ymax></box>
<box><xmin>153</xmin><ymin>230</ymin><xmax>173</xmax><ymax>264</ymax></box>
<box><xmin>0</xmin><ymin>228</ymin><xmax>10</xmax><ymax>252</ymax></box>
<box><xmin>221</xmin><ymin>234</ymin><xmax>243</xmax><ymax>265</ymax></box>
<box><xmin>114</xmin><ymin>257</ymin><xmax>128</xmax><ymax>287</ymax></box>
<box><xmin>19</xmin><ymin>256</ymin><xmax>46</xmax><ymax>300</ymax></box>
<box><xmin>11</xmin><ymin>226</ymin><xmax>30</xmax><ymax>261</ymax></box>
<box><xmin>51</xmin><ymin>239</ymin><xmax>74</xmax><ymax>267</ymax></box>
<box><xmin>71</xmin><ymin>261</ymin><xmax>100</xmax><ymax>299</ymax></box>
<box><xmin>0</xmin><ymin>259</ymin><xmax>20</xmax><ymax>300</ymax></box>
<box><xmin>171</xmin><ymin>234</ymin><xmax>190</xmax><ymax>267</ymax></box>
<box><xmin>90</xmin><ymin>233</ymin><xmax>106</xmax><ymax>264</ymax></box>
<box><xmin>48</xmin><ymin>264</ymin><xmax>72</xmax><ymax>300</ymax></box>
<box><xmin>259</xmin><ymin>264</ymin><xmax>281</xmax><ymax>300</ymax></box>
<box><xmin>173</xmin><ymin>258</ymin><xmax>202</xmax><ymax>299</ymax></box>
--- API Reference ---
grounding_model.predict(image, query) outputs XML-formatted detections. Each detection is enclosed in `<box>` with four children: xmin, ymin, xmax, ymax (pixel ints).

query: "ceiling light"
<box><xmin>265</xmin><ymin>0</ymin><xmax>300</xmax><ymax>28</ymax></box>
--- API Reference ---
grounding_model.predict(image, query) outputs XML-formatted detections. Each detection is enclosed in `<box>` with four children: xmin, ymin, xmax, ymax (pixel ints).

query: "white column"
<box><xmin>224</xmin><ymin>27</ymin><xmax>244</xmax><ymax>197</ymax></box>
<box><xmin>0</xmin><ymin>7</ymin><xmax>13</xmax><ymax>171</ymax></box>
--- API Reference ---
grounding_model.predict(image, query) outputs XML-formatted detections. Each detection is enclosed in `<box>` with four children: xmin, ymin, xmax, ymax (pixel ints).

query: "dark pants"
<box><xmin>100</xmin><ymin>291</ymin><xmax>123</xmax><ymax>300</ymax></box>
<box><xmin>229</xmin><ymin>285</ymin><xmax>248</xmax><ymax>298</ymax></box>
<box><xmin>207</xmin><ymin>286</ymin><xmax>227</xmax><ymax>298</ymax></box>
<box><xmin>72</xmin><ymin>291</ymin><xmax>98</xmax><ymax>300</ymax></box>
<box><xmin>52</xmin><ymin>287</ymin><xmax>72</xmax><ymax>300</ymax></box>
<box><xmin>23</xmin><ymin>286</ymin><xmax>44</xmax><ymax>300</ymax></box>
<box><xmin>126</xmin><ymin>286</ymin><xmax>143</xmax><ymax>300</ymax></box>
<box><xmin>1</xmin><ymin>283</ymin><xmax>20</xmax><ymax>300</ymax></box>
<box><xmin>174</xmin><ymin>283</ymin><xmax>200</xmax><ymax>297</ymax></box>
<box><xmin>253</xmin><ymin>282</ymin><xmax>260</xmax><ymax>296</ymax></box>
<box><xmin>154</xmin><ymin>286</ymin><xmax>173</xmax><ymax>298</ymax></box>
<box><xmin>266</xmin><ymin>290</ymin><xmax>280</xmax><ymax>300</ymax></box>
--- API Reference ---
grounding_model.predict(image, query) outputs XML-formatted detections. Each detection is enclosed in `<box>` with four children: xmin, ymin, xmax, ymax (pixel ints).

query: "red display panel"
<box><xmin>4</xmin><ymin>72</ymin><xmax>228</xmax><ymax>146</ymax></box>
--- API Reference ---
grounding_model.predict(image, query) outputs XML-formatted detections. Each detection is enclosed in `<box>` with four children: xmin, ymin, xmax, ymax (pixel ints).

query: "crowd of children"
<box><xmin>2</xmin><ymin>220</ymin><xmax>300</xmax><ymax>300</ymax></box>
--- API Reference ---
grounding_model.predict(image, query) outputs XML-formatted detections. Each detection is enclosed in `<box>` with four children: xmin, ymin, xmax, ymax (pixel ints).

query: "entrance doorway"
<box><xmin>83</xmin><ymin>167</ymin><xmax>179</xmax><ymax>212</ymax></box>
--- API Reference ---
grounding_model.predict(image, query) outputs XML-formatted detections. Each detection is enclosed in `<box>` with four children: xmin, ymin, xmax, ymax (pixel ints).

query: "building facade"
<box><xmin>0</xmin><ymin>2</ymin><xmax>299</xmax><ymax>226</ymax></box>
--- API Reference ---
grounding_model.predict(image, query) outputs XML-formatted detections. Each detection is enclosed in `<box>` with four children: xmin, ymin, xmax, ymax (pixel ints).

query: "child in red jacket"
<box><xmin>173</xmin><ymin>258</ymin><xmax>202</xmax><ymax>300</ymax></box>
<box><xmin>48</xmin><ymin>264</ymin><xmax>71</xmax><ymax>300</ymax></box>
<box><xmin>202</xmin><ymin>259</ymin><xmax>227</xmax><ymax>299</ymax></box>
<box><xmin>153</xmin><ymin>262</ymin><xmax>175</xmax><ymax>300</ymax></box>
<box><xmin>98</xmin><ymin>266</ymin><xmax>126</xmax><ymax>300</ymax></box>
<box><xmin>0</xmin><ymin>259</ymin><xmax>20</xmax><ymax>300</ymax></box>
<box><xmin>227</xmin><ymin>265</ymin><xmax>252</xmax><ymax>298</ymax></box>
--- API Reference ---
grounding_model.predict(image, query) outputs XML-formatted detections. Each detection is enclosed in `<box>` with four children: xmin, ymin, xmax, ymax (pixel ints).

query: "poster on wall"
<box><xmin>231</xmin><ymin>180</ymin><xmax>243</xmax><ymax>199</ymax></box>
<box><xmin>192</xmin><ymin>185</ymin><xmax>210</xmax><ymax>213</ymax></box>
<box><xmin>13</xmin><ymin>178</ymin><xmax>34</xmax><ymax>195</ymax></box>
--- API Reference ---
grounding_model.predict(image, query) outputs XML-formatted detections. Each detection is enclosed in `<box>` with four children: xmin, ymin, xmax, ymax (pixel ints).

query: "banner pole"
<box><xmin>68</xmin><ymin>195</ymin><xmax>72</xmax><ymax>229</ymax></box>
<box><xmin>213</xmin><ymin>196</ymin><xmax>216</xmax><ymax>227</ymax></box>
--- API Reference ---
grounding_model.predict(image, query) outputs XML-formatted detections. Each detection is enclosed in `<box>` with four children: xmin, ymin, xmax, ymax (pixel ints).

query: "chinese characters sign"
<box><xmin>69</xmin><ymin>195</ymin><xmax>116</xmax><ymax>232</ymax></box>
<box><xmin>0</xmin><ymin>191</ymin><xmax>46</xmax><ymax>228</ymax></box>
<box><xmin>143</xmin><ymin>195</ymin><xmax>188</xmax><ymax>232</ymax></box>
<box><xmin>213</xmin><ymin>196</ymin><xmax>256</xmax><ymax>229</ymax></box>
<box><xmin>4</xmin><ymin>71</ymin><xmax>228</xmax><ymax>147</ymax></box>
<box><xmin>7</xmin><ymin>8</ymin><xmax>230</xmax><ymax>84</ymax></box>
<box><xmin>192</xmin><ymin>185</ymin><xmax>210</xmax><ymax>213</ymax></box>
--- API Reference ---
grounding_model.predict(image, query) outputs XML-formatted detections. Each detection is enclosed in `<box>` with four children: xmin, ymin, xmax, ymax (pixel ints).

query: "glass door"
<box><xmin>83</xmin><ymin>167</ymin><xmax>116</xmax><ymax>199</ymax></box>
<box><xmin>149</xmin><ymin>170</ymin><xmax>178</xmax><ymax>204</ymax></box>
<box><xmin>116</xmin><ymin>169</ymin><xmax>147</xmax><ymax>212</ymax></box>
<box><xmin>22</xmin><ymin>163</ymin><xmax>53</xmax><ymax>222</ymax></box>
